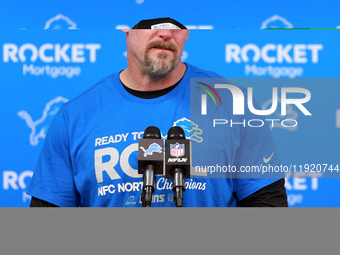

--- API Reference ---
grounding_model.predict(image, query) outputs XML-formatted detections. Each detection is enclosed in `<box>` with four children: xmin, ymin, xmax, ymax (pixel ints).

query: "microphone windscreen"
<box><xmin>143</xmin><ymin>126</ymin><xmax>161</xmax><ymax>139</ymax></box>
<box><xmin>167</xmin><ymin>126</ymin><xmax>185</xmax><ymax>140</ymax></box>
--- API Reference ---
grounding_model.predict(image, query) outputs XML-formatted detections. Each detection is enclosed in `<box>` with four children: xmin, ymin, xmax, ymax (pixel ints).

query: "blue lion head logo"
<box><xmin>173</xmin><ymin>117</ymin><xmax>203</xmax><ymax>143</ymax></box>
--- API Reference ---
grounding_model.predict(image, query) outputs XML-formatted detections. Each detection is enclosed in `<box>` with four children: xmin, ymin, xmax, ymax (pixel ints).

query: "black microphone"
<box><xmin>138</xmin><ymin>126</ymin><xmax>164</xmax><ymax>207</ymax></box>
<box><xmin>165</xmin><ymin>126</ymin><xmax>191</xmax><ymax>207</ymax></box>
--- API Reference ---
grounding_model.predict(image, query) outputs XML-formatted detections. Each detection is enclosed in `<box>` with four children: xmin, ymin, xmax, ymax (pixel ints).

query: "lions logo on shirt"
<box><xmin>173</xmin><ymin>117</ymin><xmax>203</xmax><ymax>143</ymax></box>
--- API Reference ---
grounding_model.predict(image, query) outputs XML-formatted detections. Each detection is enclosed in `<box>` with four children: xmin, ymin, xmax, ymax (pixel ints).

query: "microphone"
<box><xmin>138</xmin><ymin>126</ymin><xmax>164</xmax><ymax>207</ymax></box>
<box><xmin>165</xmin><ymin>126</ymin><xmax>191</xmax><ymax>207</ymax></box>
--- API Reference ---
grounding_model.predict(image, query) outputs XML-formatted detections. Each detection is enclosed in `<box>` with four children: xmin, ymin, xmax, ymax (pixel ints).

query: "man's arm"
<box><xmin>239</xmin><ymin>178</ymin><xmax>288</xmax><ymax>207</ymax></box>
<box><xmin>30</xmin><ymin>197</ymin><xmax>59</xmax><ymax>207</ymax></box>
<box><xmin>26</xmin><ymin>107</ymin><xmax>81</xmax><ymax>207</ymax></box>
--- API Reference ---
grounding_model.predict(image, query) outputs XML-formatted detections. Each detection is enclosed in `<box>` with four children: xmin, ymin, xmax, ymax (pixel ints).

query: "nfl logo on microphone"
<box><xmin>170</xmin><ymin>143</ymin><xmax>185</xmax><ymax>157</ymax></box>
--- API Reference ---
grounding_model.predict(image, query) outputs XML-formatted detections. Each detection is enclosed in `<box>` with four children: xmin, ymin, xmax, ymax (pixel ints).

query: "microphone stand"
<box><xmin>141</xmin><ymin>164</ymin><xmax>156</xmax><ymax>207</ymax></box>
<box><xmin>171</xmin><ymin>168</ymin><xmax>185</xmax><ymax>207</ymax></box>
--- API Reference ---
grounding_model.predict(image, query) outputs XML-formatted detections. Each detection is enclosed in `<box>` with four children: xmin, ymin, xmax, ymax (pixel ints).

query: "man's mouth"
<box><xmin>151</xmin><ymin>47</ymin><xmax>173</xmax><ymax>51</ymax></box>
<box><xmin>146</xmin><ymin>41</ymin><xmax>178</xmax><ymax>54</ymax></box>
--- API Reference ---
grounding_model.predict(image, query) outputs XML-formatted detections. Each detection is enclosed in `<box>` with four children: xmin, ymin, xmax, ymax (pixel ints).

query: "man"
<box><xmin>28</xmin><ymin>17</ymin><xmax>287</xmax><ymax>207</ymax></box>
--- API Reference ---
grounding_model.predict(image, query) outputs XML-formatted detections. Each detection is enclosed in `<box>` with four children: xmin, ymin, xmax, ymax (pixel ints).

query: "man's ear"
<box><xmin>121</xmin><ymin>29</ymin><xmax>130</xmax><ymax>34</ymax></box>
<box><xmin>184</xmin><ymin>29</ymin><xmax>189</xmax><ymax>42</ymax></box>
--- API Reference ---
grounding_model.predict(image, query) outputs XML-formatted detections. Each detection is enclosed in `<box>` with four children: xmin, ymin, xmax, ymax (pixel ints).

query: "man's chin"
<box><xmin>146</xmin><ymin>61</ymin><xmax>176</xmax><ymax>75</ymax></box>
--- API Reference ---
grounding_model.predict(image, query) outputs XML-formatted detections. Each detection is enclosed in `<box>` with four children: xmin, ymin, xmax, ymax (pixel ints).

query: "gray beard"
<box><xmin>144</xmin><ymin>51</ymin><xmax>177</xmax><ymax>75</ymax></box>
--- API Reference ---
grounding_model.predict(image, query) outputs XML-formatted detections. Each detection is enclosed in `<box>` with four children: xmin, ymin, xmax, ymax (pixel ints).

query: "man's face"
<box><xmin>125</xmin><ymin>29</ymin><xmax>189</xmax><ymax>75</ymax></box>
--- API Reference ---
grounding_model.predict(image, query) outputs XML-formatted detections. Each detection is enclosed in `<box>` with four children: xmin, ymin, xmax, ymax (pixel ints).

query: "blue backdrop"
<box><xmin>1</xmin><ymin>0</ymin><xmax>339</xmax><ymax>207</ymax></box>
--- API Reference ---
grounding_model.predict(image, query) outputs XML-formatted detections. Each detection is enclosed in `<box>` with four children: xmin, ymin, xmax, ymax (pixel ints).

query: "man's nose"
<box><xmin>157</xmin><ymin>29</ymin><xmax>173</xmax><ymax>40</ymax></box>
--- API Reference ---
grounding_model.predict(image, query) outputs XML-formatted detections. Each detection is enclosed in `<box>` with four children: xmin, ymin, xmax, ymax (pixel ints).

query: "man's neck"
<box><xmin>119</xmin><ymin>62</ymin><xmax>186</xmax><ymax>91</ymax></box>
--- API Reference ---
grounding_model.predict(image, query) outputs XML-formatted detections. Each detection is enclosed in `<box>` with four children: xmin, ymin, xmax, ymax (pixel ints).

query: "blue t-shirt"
<box><xmin>27</xmin><ymin>63</ymin><xmax>282</xmax><ymax>207</ymax></box>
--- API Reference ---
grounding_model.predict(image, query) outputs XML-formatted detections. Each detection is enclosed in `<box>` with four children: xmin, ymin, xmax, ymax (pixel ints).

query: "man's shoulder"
<box><xmin>186</xmin><ymin>63</ymin><xmax>234</xmax><ymax>88</ymax></box>
<box><xmin>187</xmin><ymin>63</ymin><xmax>224</xmax><ymax>79</ymax></box>
<box><xmin>62</xmin><ymin>73</ymin><xmax>117</xmax><ymax>109</ymax></box>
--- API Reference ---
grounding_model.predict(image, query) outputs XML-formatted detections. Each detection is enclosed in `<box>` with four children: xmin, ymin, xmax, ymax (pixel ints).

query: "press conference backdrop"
<box><xmin>1</xmin><ymin>0</ymin><xmax>340</xmax><ymax>207</ymax></box>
